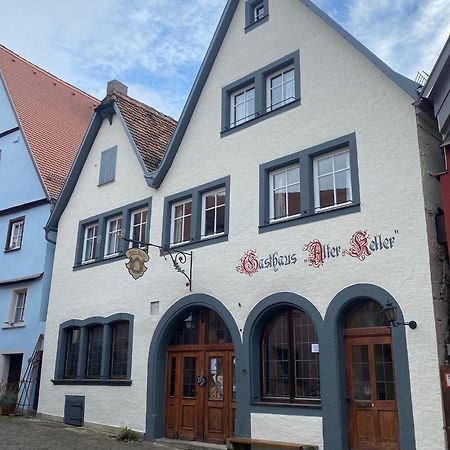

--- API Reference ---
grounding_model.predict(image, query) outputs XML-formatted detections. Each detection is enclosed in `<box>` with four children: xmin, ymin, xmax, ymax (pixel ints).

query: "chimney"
<box><xmin>107</xmin><ymin>79</ymin><xmax>128</xmax><ymax>96</ymax></box>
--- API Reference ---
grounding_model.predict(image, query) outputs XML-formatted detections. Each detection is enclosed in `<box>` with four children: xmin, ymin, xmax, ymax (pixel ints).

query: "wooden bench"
<box><xmin>228</xmin><ymin>437</ymin><xmax>318</xmax><ymax>450</ymax></box>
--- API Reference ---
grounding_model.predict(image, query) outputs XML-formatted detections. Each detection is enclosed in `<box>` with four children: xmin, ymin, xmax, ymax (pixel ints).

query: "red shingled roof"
<box><xmin>100</xmin><ymin>91</ymin><xmax>176</xmax><ymax>173</ymax></box>
<box><xmin>0</xmin><ymin>45</ymin><xmax>98</xmax><ymax>199</ymax></box>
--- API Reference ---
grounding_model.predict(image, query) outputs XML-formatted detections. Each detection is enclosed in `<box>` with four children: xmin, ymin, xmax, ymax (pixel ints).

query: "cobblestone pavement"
<box><xmin>0</xmin><ymin>416</ymin><xmax>224</xmax><ymax>450</ymax></box>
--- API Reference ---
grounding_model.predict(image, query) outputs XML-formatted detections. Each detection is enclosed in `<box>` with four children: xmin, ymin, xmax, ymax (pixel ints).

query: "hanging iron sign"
<box><xmin>119</xmin><ymin>232</ymin><xmax>193</xmax><ymax>290</ymax></box>
<box><xmin>125</xmin><ymin>248</ymin><xmax>150</xmax><ymax>280</ymax></box>
<box><xmin>236</xmin><ymin>229</ymin><xmax>399</xmax><ymax>276</ymax></box>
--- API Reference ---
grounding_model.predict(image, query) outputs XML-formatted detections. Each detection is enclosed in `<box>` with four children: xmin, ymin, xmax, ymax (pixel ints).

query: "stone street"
<box><xmin>0</xmin><ymin>416</ymin><xmax>225</xmax><ymax>450</ymax></box>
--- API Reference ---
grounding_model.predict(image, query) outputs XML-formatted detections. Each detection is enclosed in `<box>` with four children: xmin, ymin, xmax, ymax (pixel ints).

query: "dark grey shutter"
<box><xmin>98</xmin><ymin>147</ymin><xmax>117</xmax><ymax>185</ymax></box>
<box><xmin>64</xmin><ymin>395</ymin><xmax>85</xmax><ymax>427</ymax></box>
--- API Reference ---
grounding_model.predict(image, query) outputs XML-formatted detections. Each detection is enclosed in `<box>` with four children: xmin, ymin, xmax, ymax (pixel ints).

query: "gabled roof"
<box><xmin>110</xmin><ymin>92</ymin><xmax>176</xmax><ymax>172</ymax></box>
<box><xmin>147</xmin><ymin>0</ymin><xmax>420</xmax><ymax>188</ymax></box>
<box><xmin>46</xmin><ymin>88</ymin><xmax>176</xmax><ymax>238</ymax></box>
<box><xmin>0</xmin><ymin>44</ymin><xmax>98</xmax><ymax>199</ymax></box>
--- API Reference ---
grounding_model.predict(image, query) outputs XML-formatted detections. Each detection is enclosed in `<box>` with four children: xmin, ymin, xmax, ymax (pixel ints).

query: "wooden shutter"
<box><xmin>99</xmin><ymin>147</ymin><xmax>117</xmax><ymax>185</ymax></box>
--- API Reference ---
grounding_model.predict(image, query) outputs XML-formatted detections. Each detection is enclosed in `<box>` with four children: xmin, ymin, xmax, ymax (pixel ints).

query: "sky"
<box><xmin>0</xmin><ymin>0</ymin><xmax>448</xmax><ymax>119</ymax></box>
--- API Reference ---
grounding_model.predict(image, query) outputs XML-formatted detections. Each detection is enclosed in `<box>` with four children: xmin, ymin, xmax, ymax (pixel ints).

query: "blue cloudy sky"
<box><xmin>0</xmin><ymin>0</ymin><xmax>448</xmax><ymax>119</ymax></box>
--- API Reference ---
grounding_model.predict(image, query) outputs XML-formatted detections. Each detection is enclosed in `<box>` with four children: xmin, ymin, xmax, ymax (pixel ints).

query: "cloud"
<box><xmin>339</xmin><ymin>0</ymin><xmax>449</xmax><ymax>78</ymax></box>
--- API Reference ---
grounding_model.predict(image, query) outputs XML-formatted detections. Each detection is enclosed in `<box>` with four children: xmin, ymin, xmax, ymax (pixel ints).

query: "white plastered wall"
<box><xmin>38</xmin><ymin>0</ymin><xmax>446</xmax><ymax>448</ymax></box>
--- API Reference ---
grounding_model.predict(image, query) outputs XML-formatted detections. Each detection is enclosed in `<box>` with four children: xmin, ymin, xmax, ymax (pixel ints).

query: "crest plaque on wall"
<box><xmin>125</xmin><ymin>248</ymin><xmax>150</xmax><ymax>280</ymax></box>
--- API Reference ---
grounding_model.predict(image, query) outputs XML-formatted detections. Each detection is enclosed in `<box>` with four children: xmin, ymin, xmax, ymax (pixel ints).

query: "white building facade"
<box><xmin>38</xmin><ymin>1</ymin><xmax>448</xmax><ymax>449</ymax></box>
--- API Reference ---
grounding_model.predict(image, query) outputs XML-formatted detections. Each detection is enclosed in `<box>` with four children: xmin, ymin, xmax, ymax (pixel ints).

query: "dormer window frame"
<box><xmin>245</xmin><ymin>0</ymin><xmax>269</xmax><ymax>32</ymax></box>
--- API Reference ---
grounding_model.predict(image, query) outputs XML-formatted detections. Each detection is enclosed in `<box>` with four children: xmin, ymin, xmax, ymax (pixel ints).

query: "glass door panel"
<box><xmin>183</xmin><ymin>356</ymin><xmax>197</xmax><ymax>398</ymax></box>
<box><xmin>374</xmin><ymin>344</ymin><xmax>395</xmax><ymax>401</ymax></box>
<box><xmin>208</xmin><ymin>357</ymin><xmax>224</xmax><ymax>400</ymax></box>
<box><xmin>352</xmin><ymin>345</ymin><xmax>372</xmax><ymax>401</ymax></box>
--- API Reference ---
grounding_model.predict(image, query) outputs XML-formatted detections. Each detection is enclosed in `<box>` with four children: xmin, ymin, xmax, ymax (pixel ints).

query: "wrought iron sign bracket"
<box><xmin>119</xmin><ymin>234</ymin><xmax>193</xmax><ymax>290</ymax></box>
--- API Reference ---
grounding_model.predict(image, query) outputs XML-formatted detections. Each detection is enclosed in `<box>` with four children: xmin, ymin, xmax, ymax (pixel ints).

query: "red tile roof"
<box><xmin>100</xmin><ymin>91</ymin><xmax>176</xmax><ymax>173</ymax></box>
<box><xmin>0</xmin><ymin>45</ymin><xmax>98</xmax><ymax>199</ymax></box>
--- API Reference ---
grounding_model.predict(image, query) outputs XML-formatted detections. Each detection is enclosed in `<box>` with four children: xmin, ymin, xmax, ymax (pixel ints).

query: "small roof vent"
<box><xmin>107</xmin><ymin>79</ymin><xmax>128</xmax><ymax>96</ymax></box>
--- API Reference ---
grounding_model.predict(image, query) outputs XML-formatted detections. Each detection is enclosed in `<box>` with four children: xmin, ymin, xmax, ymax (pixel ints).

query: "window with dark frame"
<box><xmin>245</xmin><ymin>0</ymin><xmax>269</xmax><ymax>31</ymax></box>
<box><xmin>259</xmin><ymin>133</ymin><xmax>360</xmax><ymax>232</ymax></box>
<box><xmin>110</xmin><ymin>321</ymin><xmax>129</xmax><ymax>379</ymax></box>
<box><xmin>75</xmin><ymin>199</ymin><xmax>151</xmax><ymax>268</ymax></box>
<box><xmin>262</xmin><ymin>307</ymin><xmax>320</xmax><ymax>403</ymax></box>
<box><xmin>85</xmin><ymin>326</ymin><xmax>103</xmax><ymax>379</ymax></box>
<box><xmin>5</xmin><ymin>217</ymin><xmax>24</xmax><ymax>251</ymax></box>
<box><xmin>12</xmin><ymin>290</ymin><xmax>27</xmax><ymax>323</ymax></box>
<box><xmin>222</xmin><ymin>51</ymin><xmax>300</xmax><ymax>136</ymax></box>
<box><xmin>64</xmin><ymin>328</ymin><xmax>80</xmax><ymax>379</ymax></box>
<box><xmin>163</xmin><ymin>177</ymin><xmax>230</xmax><ymax>251</ymax></box>
<box><xmin>56</xmin><ymin>316</ymin><xmax>133</xmax><ymax>384</ymax></box>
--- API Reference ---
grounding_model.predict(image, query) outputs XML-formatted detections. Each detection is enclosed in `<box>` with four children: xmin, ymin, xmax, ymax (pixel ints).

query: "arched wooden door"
<box><xmin>165</xmin><ymin>309</ymin><xmax>235</xmax><ymax>444</ymax></box>
<box><xmin>344</xmin><ymin>302</ymin><xmax>399</xmax><ymax>450</ymax></box>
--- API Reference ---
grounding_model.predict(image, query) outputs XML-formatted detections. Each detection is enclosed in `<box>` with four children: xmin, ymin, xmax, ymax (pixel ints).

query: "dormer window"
<box><xmin>245</xmin><ymin>0</ymin><xmax>269</xmax><ymax>32</ymax></box>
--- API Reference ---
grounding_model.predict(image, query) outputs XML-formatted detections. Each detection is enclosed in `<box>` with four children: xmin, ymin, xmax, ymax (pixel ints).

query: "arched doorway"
<box><xmin>165</xmin><ymin>308</ymin><xmax>235</xmax><ymax>444</ymax></box>
<box><xmin>344</xmin><ymin>300</ymin><xmax>399</xmax><ymax>450</ymax></box>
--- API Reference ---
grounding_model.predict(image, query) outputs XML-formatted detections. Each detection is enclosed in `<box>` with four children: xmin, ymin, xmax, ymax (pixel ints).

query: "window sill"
<box><xmin>221</xmin><ymin>98</ymin><xmax>300</xmax><ymax>138</ymax></box>
<box><xmin>51</xmin><ymin>379</ymin><xmax>132</xmax><ymax>386</ymax></box>
<box><xmin>251</xmin><ymin>401</ymin><xmax>322</xmax><ymax>417</ymax></box>
<box><xmin>259</xmin><ymin>203</ymin><xmax>360</xmax><ymax>234</ymax></box>
<box><xmin>245</xmin><ymin>14</ymin><xmax>269</xmax><ymax>33</ymax></box>
<box><xmin>73</xmin><ymin>254</ymin><xmax>127</xmax><ymax>271</ymax></box>
<box><xmin>4</xmin><ymin>247</ymin><xmax>21</xmax><ymax>253</ymax></box>
<box><xmin>2</xmin><ymin>322</ymin><xmax>25</xmax><ymax>330</ymax></box>
<box><xmin>165</xmin><ymin>233</ymin><xmax>228</xmax><ymax>253</ymax></box>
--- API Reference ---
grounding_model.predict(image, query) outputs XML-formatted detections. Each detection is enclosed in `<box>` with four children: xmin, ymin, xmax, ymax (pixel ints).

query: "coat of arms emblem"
<box><xmin>125</xmin><ymin>248</ymin><xmax>150</xmax><ymax>280</ymax></box>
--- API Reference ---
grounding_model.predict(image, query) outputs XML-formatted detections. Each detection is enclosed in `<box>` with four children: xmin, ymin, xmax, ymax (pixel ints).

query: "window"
<box><xmin>110</xmin><ymin>321</ymin><xmax>130</xmax><ymax>379</ymax></box>
<box><xmin>261</xmin><ymin>307</ymin><xmax>320</xmax><ymax>403</ymax></box>
<box><xmin>75</xmin><ymin>199</ymin><xmax>150</xmax><ymax>268</ymax></box>
<box><xmin>64</xmin><ymin>328</ymin><xmax>80</xmax><ymax>379</ymax></box>
<box><xmin>163</xmin><ymin>177</ymin><xmax>230</xmax><ymax>251</ymax></box>
<box><xmin>231</xmin><ymin>86</ymin><xmax>255</xmax><ymax>127</ymax></box>
<box><xmin>105</xmin><ymin>216</ymin><xmax>122</xmax><ymax>257</ymax></box>
<box><xmin>10</xmin><ymin>290</ymin><xmax>27</xmax><ymax>324</ymax></box>
<box><xmin>54</xmin><ymin>314</ymin><xmax>133</xmax><ymax>385</ymax></box>
<box><xmin>269</xmin><ymin>164</ymin><xmax>301</xmax><ymax>221</ymax></box>
<box><xmin>171</xmin><ymin>199</ymin><xmax>192</xmax><ymax>246</ymax></box>
<box><xmin>202</xmin><ymin>188</ymin><xmax>226</xmax><ymax>238</ymax></box>
<box><xmin>85</xmin><ymin>326</ymin><xmax>103</xmax><ymax>379</ymax></box>
<box><xmin>130</xmin><ymin>208</ymin><xmax>148</xmax><ymax>248</ymax></box>
<box><xmin>245</xmin><ymin>0</ymin><xmax>269</xmax><ymax>31</ymax></box>
<box><xmin>314</xmin><ymin>148</ymin><xmax>352</xmax><ymax>211</ymax></box>
<box><xmin>222</xmin><ymin>52</ymin><xmax>300</xmax><ymax>136</ymax></box>
<box><xmin>260</xmin><ymin>133</ymin><xmax>360</xmax><ymax>232</ymax></box>
<box><xmin>267</xmin><ymin>66</ymin><xmax>295</xmax><ymax>111</ymax></box>
<box><xmin>254</xmin><ymin>3</ymin><xmax>265</xmax><ymax>21</ymax></box>
<box><xmin>82</xmin><ymin>223</ymin><xmax>99</xmax><ymax>263</ymax></box>
<box><xmin>5</xmin><ymin>217</ymin><xmax>24</xmax><ymax>251</ymax></box>
<box><xmin>98</xmin><ymin>146</ymin><xmax>117</xmax><ymax>185</ymax></box>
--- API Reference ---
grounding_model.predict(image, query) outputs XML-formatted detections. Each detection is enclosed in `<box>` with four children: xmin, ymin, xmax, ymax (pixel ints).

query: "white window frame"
<box><xmin>129</xmin><ymin>208</ymin><xmax>148</xmax><ymax>248</ymax></box>
<box><xmin>8</xmin><ymin>218</ymin><xmax>24</xmax><ymax>250</ymax></box>
<box><xmin>266</xmin><ymin>65</ymin><xmax>295</xmax><ymax>112</ymax></box>
<box><xmin>82</xmin><ymin>223</ymin><xmax>99</xmax><ymax>263</ymax></box>
<box><xmin>104</xmin><ymin>216</ymin><xmax>123</xmax><ymax>257</ymax></box>
<box><xmin>313</xmin><ymin>148</ymin><xmax>352</xmax><ymax>212</ymax></box>
<box><xmin>201</xmin><ymin>188</ymin><xmax>226</xmax><ymax>239</ymax></box>
<box><xmin>230</xmin><ymin>85</ymin><xmax>255</xmax><ymax>128</ymax></box>
<box><xmin>254</xmin><ymin>3</ymin><xmax>265</xmax><ymax>21</ymax></box>
<box><xmin>170</xmin><ymin>199</ymin><xmax>192</xmax><ymax>247</ymax></box>
<box><xmin>9</xmin><ymin>289</ymin><xmax>27</xmax><ymax>324</ymax></box>
<box><xmin>269</xmin><ymin>163</ymin><xmax>301</xmax><ymax>223</ymax></box>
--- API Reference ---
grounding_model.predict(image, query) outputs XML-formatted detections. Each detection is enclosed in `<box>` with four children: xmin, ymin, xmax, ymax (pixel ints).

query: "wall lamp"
<box><xmin>383</xmin><ymin>302</ymin><xmax>417</xmax><ymax>329</ymax></box>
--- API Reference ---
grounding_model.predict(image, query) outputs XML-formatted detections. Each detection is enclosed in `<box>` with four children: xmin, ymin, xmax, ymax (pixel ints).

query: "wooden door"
<box><xmin>165</xmin><ymin>349</ymin><xmax>234</xmax><ymax>443</ymax></box>
<box><xmin>345</xmin><ymin>329</ymin><xmax>399</xmax><ymax>450</ymax></box>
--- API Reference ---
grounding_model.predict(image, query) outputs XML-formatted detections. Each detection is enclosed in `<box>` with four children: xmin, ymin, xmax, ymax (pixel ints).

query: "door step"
<box><xmin>155</xmin><ymin>438</ymin><xmax>227</xmax><ymax>450</ymax></box>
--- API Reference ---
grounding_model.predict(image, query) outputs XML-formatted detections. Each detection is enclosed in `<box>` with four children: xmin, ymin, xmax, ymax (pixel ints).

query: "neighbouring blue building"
<box><xmin>0</xmin><ymin>44</ymin><xmax>97</xmax><ymax>413</ymax></box>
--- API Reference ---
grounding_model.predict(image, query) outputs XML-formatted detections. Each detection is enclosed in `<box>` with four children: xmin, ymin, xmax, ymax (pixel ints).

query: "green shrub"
<box><xmin>116</xmin><ymin>426</ymin><xmax>140</xmax><ymax>442</ymax></box>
